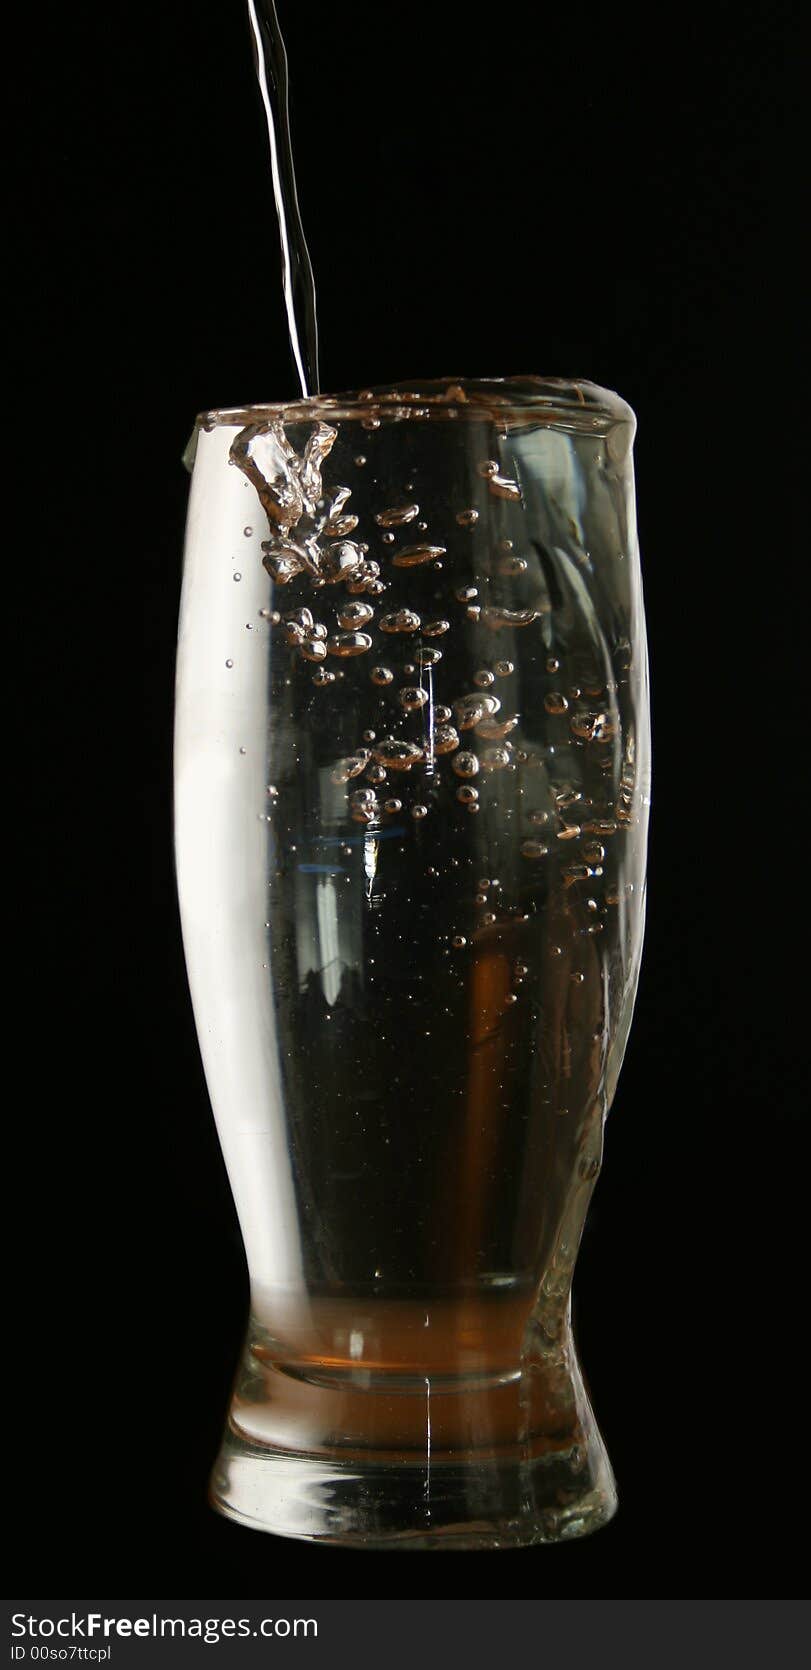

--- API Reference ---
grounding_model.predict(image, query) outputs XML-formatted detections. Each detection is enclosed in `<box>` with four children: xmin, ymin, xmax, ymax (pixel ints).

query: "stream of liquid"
<box><xmin>246</xmin><ymin>0</ymin><xmax>320</xmax><ymax>396</ymax></box>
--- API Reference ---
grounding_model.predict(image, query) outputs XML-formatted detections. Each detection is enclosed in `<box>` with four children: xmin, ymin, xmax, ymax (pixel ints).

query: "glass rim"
<box><xmin>194</xmin><ymin>375</ymin><xmax>635</xmax><ymax>433</ymax></box>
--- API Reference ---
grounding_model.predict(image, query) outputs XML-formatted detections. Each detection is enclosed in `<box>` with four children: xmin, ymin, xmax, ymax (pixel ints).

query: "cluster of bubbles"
<box><xmin>230</xmin><ymin>417</ymin><xmax>633</xmax><ymax>977</ymax></box>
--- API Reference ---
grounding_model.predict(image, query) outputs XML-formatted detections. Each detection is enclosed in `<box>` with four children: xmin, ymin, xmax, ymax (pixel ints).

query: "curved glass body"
<box><xmin>174</xmin><ymin>376</ymin><xmax>651</xmax><ymax>1547</ymax></box>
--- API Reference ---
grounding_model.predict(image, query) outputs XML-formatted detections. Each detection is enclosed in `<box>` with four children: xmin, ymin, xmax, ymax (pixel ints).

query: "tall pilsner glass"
<box><xmin>174</xmin><ymin>377</ymin><xmax>651</xmax><ymax>1548</ymax></box>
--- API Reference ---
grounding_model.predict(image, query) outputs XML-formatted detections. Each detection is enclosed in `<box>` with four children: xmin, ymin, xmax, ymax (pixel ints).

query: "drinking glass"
<box><xmin>174</xmin><ymin>376</ymin><xmax>651</xmax><ymax>1547</ymax></box>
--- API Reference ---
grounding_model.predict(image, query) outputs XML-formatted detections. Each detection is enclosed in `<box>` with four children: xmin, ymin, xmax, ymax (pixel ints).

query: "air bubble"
<box><xmin>480</xmin><ymin>606</ymin><xmax>539</xmax><ymax>631</ymax></box>
<box><xmin>454</xmin><ymin>699</ymin><xmax>483</xmax><ymax>730</ymax></box>
<box><xmin>544</xmin><ymin>692</ymin><xmax>569</xmax><ymax>715</ymax></box>
<box><xmin>521</xmin><ymin>839</ymin><xmax>548</xmax><ymax>859</ymax></box>
<box><xmin>370</xmin><ymin>665</ymin><xmax>394</xmax><ymax>686</ymax></box>
<box><xmin>563</xmin><ymin>863</ymin><xmax>593</xmax><ymax>883</ymax></box>
<box><xmin>456</xmin><ymin>509</ymin><xmax>479</xmax><ymax>527</ymax></box>
<box><xmin>570</xmin><ymin>710</ymin><xmax>617</xmax><ymax>743</ymax></box>
<box><xmin>384</xmin><ymin>797</ymin><xmax>403</xmax><ymax>813</ymax></box>
<box><xmin>371</xmin><ymin>738</ymin><xmax>424</xmax><ymax>771</ymax></box>
<box><xmin>225</xmin><ymin>658</ymin><xmax>234</xmax><ymax>668</ymax></box>
<box><xmin>455</xmin><ymin>693</ymin><xmax>500</xmax><ymax>728</ymax></box>
<box><xmin>354</xmin><ymin>455</ymin><xmax>367</xmax><ymax>466</ymax></box>
<box><xmin>262</xmin><ymin>549</ymin><xmax>305</xmax><ymax>584</ymax></box>
<box><xmin>327</xmin><ymin>631</ymin><xmax>373</xmax><ymax>657</ymax></box>
<box><xmin>411</xmin><ymin>804</ymin><xmax>428</xmax><ymax>820</ymax></box>
<box><xmin>312</xmin><ymin>667</ymin><xmax>336</xmax><ymax>686</ymax></box>
<box><xmin>375</xmin><ymin>504</ymin><xmax>419</xmax><ymax>527</ymax></box>
<box><xmin>481</xmin><ymin>745</ymin><xmax>511</xmax><ymax>771</ymax></box>
<box><xmin>495</xmin><ymin>660</ymin><xmax>514</xmax><ymax>677</ymax></box>
<box><xmin>557</xmin><ymin>824</ymin><xmax>581</xmax><ymax>840</ymax></box>
<box><xmin>498</xmin><ymin>555</ymin><xmax>528</xmax><ymax>575</ymax></box>
<box><xmin>455</xmin><ymin>586</ymin><xmax>478</xmax><ymax>602</ymax></box>
<box><xmin>300</xmin><ymin>639</ymin><xmax>328</xmax><ymax>662</ymax></box>
<box><xmin>554</xmin><ymin>787</ymin><xmax>580</xmax><ymax>808</ymax></box>
<box><xmin>320</xmin><ymin>540</ymin><xmax>364</xmax><ymax>582</ymax></box>
<box><xmin>483</xmin><ymin>911</ymin><xmax>497</xmax><ymax>925</ymax></box>
<box><xmin>338</xmin><ymin>601</ymin><xmax>374</xmax><ymax>629</ymax></box>
<box><xmin>399</xmin><ymin>686</ymin><xmax>429</xmax><ymax>711</ymax></box>
<box><xmin>243</xmin><ymin>526</ymin><xmax>253</xmax><ymax>537</ymax></box>
<box><xmin>380</xmin><ymin>609</ymin><xmax>421</xmax><ymax>634</ymax></box>
<box><xmin>423</xmin><ymin>619</ymin><xmax>449</xmax><ymax>637</ymax></box>
<box><xmin>392</xmin><ymin>545</ymin><xmax>446</xmax><ymax>568</ymax></box>
<box><xmin>475</xmin><ymin>714</ymin><xmax>519</xmax><ymax>741</ymax></box>
<box><xmin>477</xmin><ymin>461</ymin><xmax>521</xmax><ymax>501</ymax></box>
<box><xmin>504</xmin><ymin>993</ymin><xmax>518</xmax><ymax>1005</ymax></box>
<box><xmin>546</xmin><ymin>656</ymin><xmax>560</xmax><ymax>673</ymax></box>
<box><xmin>466</xmin><ymin>606</ymin><xmax>481</xmax><ymax>621</ymax></box>
<box><xmin>456</xmin><ymin>784</ymin><xmax>479</xmax><ymax>805</ymax></box>
<box><xmin>434</xmin><ymin>724</ymin><xmax>460</xmax><ymax>754</ymax></box>
<box><xmin>530</xmin><ymin>810</ymin><xmax>549</xmax><ymax>826</ymax></box>
<box><xmin>452</xmin><ymin>935</ymin><xmax>467</xmax><ymax>948</ymax></box>
<box><xmin>381</xmin><ymin>531</ymin><xmax>395</xmax><ymax>544</ymax></box>
<box><xmin>435</xmin><ymin>705</ymin><xmax>452</xmax><ymax>723</ymax></box>
<box><xmin>366</xmin><ymin>762</ymin><xmax>386</xmax><ymax>783</ymax></box>
<box><xmin>582</xmin><ymin>841</ymin><xmax>606</xmax><ymax>864</ymax></box>
<box><xmin>332</xmin><ymin>754</ymin><xmax>368</xmax><ymax>785</ymax></box>
<box><xmin>474</xmin><ymin>670</ymin><xmax>495</xmax><ymax>688</ymax></box>
<box><xmin>233</xmin><ymin>571</ymin><xmax>242</xmax><ymax>581</ymax></box>
<box><xmin>452</xmin><ymin>751</ymin><xmax>480</xmax><ymax>779</ymax></box>
<box><xmin>350</xmin><ymin>788</ymin><xmax>379</xmax><ymax>823</ymax></box>
<box><xmin>416</xmin><ymin>646</ymin><xmax>442</xmax><ymax>668</ymax></box>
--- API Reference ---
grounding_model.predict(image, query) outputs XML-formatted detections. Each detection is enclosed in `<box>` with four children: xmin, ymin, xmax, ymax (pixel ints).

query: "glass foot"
<box><xmin>210</xmin><ymin>1418</ymin><xmax>616</xmax><ymax>1549</ymax></box>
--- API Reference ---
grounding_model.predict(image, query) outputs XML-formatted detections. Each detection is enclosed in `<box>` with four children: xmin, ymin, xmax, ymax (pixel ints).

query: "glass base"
<box><xmin>210</xmin><ymin>1421</ymin><xmax>616</xmax><ymax>1549</ymax></box>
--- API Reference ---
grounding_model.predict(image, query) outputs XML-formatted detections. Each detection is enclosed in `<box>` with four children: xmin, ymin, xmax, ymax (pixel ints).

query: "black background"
<box><xmin>13</xmin><ymin>0</ymin><xmax>803</xmax><ymax>1602</ymax></box>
